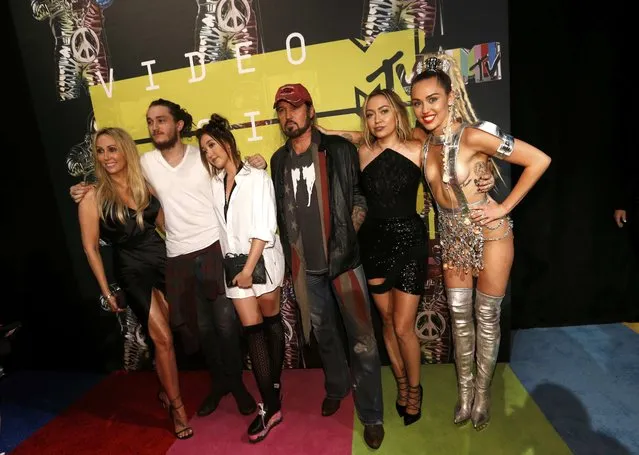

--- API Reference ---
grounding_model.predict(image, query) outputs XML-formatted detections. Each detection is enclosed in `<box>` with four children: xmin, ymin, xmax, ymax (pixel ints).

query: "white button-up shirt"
<box><xmin>211</xmin><ymin>164</ymin><xmax>284</xmax><ymax>298</ymax></box>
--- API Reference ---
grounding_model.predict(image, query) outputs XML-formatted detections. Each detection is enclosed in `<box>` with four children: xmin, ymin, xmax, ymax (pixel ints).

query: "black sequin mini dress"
<box><xmin>358</xmin><ymin>149</ymin><xmax>427</xmax><ymax>295</ymax></box>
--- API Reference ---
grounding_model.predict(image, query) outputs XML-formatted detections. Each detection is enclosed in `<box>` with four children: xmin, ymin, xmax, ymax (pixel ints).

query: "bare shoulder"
<box><xmin>358</xmin><ymin>143</ymin><xmax>374</xmax><ymax>154</ymax></box>
<box><xmin>405</xmin><ymin>139</ymin><xmax>423</xmax><ymax>154</ymax></box>
<box><xmin>357</xmin><ymin>143</ymin><xmax>375</xmax><ymax>161</ymax></box>
<box><xmin>82</xmin><ymin>186</ymin><xmax>97</xmax><ymax>202</ymax></box>
<box><xmin>78</xmin><ymin>186</ymin><xmax>98</xmax><ymax>214</ymax></box>
<box><xmin>461</xmin><ymin>124</ymin><xmax>498</xmax><ymax>151</ymax></box>
<box><xmin>412</xmin><ymin>126</ymin><xmax>428</xmax><ymax>142</ymax></box>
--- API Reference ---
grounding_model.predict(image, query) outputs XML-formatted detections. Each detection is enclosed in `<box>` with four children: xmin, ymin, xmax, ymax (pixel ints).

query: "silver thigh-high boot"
<box><xmin>471</xmin><ymin>290</ymin><xmax>504</xmax><ymax>431</ymax></box>
<box><xmin>446</xmin><ymin>288</ymin><xmax>475</xmax><ymax>425</ymax></box>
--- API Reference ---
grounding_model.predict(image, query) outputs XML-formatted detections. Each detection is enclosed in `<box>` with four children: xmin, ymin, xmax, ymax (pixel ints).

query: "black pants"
<box><xmin>193</xmin><ymin>253</ymin><xmax>244</xmax><ymax>391</ymax></box>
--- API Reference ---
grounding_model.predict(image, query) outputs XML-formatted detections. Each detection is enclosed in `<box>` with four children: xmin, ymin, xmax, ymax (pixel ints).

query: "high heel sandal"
<box><xmin>403</xmin><ymin>384</ymin><xmax>423</xmax><ymax>426</ymax></box>
<box><xmin>168</xmin><ymin>395</ymin><xmax>194</xmax><ymax>440</ymax></box>
<box><xmin>395</xmin><ymin>375</ymin><xmax>409</xmax><ymax>417</ymax></box>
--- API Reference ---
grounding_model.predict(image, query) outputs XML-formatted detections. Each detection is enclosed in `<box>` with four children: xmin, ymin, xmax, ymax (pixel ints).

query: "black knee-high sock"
<box><xmin>263</xmin><ymin>313</ymin><xmax>285</xmax><ymax>389</ymax></box>
<box><xmin>245</xmin><ymin>323</ymin><xmax>279</xmax><ymax>412</ymax></box>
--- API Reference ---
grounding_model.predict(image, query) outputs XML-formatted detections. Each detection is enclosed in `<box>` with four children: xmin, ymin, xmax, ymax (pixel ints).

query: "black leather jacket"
<box><xmin>271</xmin><ymin>129</ymin><xmax>367</xmax><ymax>279</ymax></box>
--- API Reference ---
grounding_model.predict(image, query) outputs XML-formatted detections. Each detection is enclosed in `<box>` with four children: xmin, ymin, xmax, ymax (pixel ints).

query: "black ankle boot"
<box><xmin>196</xmin><ymin>384</ymin><xmax>229</xmax><ymax>416</ymax></box>
<box><xmin>248</xmin><ymin>403</ymin><xmax>283</xmax><ymax>443</ymax></box>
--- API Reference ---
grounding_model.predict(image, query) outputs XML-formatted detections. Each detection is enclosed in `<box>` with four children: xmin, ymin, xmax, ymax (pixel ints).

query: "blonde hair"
<box><xmin>412</xmin><ymin>52</ymin><xmax>502</xmax><ymax>181</ymax></box>
<box><xmin>362</xmin><ymin>88</ymin><xmax>413</xmax><ymax>150</ymax></box>
<box><xmin>92</xmin><ymin>127</ymin><xmax>149</xmax><ymax>229</ymax></box>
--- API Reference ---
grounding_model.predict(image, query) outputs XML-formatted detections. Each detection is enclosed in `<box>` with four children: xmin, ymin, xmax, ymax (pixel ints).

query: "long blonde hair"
<box><xmin>361</xmin><ymin>88</ymin><xmax>413</xmax><ymax>150</ymax></box>
<box><xmin>93</xmin><ymin>127</ymin><xmax>149</xmax><ymax>229</ymax></box>
<box><xmin>411</xmin><ymin>52</ymin><xmax>503</xmax><ymax>181</ymax></box>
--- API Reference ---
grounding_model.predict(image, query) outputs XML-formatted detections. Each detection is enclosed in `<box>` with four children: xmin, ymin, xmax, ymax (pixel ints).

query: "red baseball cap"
<box><xmin>273</xmin><ymin>83</ymin><xmax>313</xmax><ymax>108</ymax></box>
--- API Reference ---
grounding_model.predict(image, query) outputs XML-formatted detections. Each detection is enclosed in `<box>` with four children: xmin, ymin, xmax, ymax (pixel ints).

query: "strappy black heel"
<box><xmin>395</xmin><ymin>375</ymin><xmax>409</xmax><ymax>417</ymax></box>
<box><xmin>403</xmin><ymin>384</ymin><xmax>423</xmax><ymax>426</ymax></box>
<box><xmin>168</xmin><ymin>395</ymin><xmax>194</xmax><ymax>440</ymax></box>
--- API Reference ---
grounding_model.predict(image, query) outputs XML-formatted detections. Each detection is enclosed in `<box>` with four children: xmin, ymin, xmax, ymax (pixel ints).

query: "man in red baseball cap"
<box><xmin>272</xmin><ymin>83</ymin><xmax>313</xmax><ymax>108</ymax></box>
<box><xmin>269</xmin><ymin>83</ymin><xmax>385</xmax><ymax>449</ymax></box>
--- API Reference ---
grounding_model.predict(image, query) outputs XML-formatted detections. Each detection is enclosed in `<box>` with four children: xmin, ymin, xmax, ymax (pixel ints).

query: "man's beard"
<box><xmin>282</xmin><ymin>115</ymin><xmax>312</xmax><ymax>139</ymax></box>
<box><xmin>152</xmin><ymin>131</ymin><xmax>179</xmax><ymax>151</ymax></box>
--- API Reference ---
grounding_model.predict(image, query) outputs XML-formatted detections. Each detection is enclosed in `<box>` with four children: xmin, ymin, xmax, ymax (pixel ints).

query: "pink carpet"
<box><xmin>168</xmin><ymin>368</ymin><xmax>355</xmax><ymax>455</ymax></box>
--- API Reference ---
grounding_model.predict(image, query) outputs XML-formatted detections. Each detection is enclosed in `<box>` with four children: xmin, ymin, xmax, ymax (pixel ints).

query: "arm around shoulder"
<box><xmin>319</xmin><ymin>126</ymin><xmax>364</xmax><ymax>147</ymax></box>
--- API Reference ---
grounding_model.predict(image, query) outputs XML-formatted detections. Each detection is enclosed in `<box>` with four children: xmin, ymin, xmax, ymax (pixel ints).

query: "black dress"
<box><xmin>359</xmin><ymin>149</ymin><xmax>427</xmax><ymax>295</ymax></box>
<box><xmin>99</xmin><ymin>195</ymin><xmax>166</xmax><ymax>331</ymax></box>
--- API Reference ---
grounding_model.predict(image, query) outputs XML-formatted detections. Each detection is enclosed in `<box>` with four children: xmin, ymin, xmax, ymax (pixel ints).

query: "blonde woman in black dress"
<box><xmin>78</xmin><ymin>127</ymin><xmax>193</xmax><ymax>440</ymax></box>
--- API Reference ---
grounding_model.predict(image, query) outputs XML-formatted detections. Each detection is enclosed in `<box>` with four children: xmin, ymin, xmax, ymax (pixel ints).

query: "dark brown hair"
<box><xmin>195</xmin><ymin>114</ymin><xmax>242</xmax><ymax>176</ymax></box>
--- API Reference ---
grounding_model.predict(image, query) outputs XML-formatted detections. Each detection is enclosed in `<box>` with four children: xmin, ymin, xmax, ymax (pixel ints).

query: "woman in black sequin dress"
<box><xmin>356</xmin><ymin>89</ymin><xmax>427</xmax><ymax>425</ymax></box>
<box><xmin>78</xmin><ymin>127</ymin><xmax>193</xmax><ymax>439</ymax></box>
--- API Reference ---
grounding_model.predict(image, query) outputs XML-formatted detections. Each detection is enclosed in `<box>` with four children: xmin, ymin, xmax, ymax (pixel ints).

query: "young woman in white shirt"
<box><xmin>196</xmin><ymin>114</ymin><xmax>285</xmax><ymax>444</ymax></box>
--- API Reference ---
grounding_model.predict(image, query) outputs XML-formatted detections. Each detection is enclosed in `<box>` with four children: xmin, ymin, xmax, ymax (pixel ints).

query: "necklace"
<box><xmin>425</xmin><ymin>133</ymin><xmax>451</xmax><ymax>184</ymax></box>
<box><xmin>430</xmin><ymin>133</ymin><xmax>446</xmax><ymax>145</ymax></box>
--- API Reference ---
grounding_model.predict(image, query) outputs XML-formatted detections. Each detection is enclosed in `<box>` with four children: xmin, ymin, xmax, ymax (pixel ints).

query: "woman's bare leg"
<box><xmin>391</xmin><ymin>289</ymin><xmax>422</xmax><ymax>421</ymax></box>
<box><xmin>368</xmin><ymin>278</ymin><xmax>407</xmax><ymax>410</ymax></box>
<box><xmin>148</xmin><ymin>289</ymin><xmax>192</xmax><ymax>438</ymax></box>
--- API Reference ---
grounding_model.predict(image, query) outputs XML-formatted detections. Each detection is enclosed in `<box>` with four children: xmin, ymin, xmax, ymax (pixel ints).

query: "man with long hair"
<box><xmin>71</xmin><ymin>99</ymin><xmax>269</xmax><ymax>417</ymax></box>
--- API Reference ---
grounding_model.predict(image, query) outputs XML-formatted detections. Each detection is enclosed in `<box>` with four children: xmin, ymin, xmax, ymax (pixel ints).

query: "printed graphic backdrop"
<box><xmin>9</xmin><ymin>0</ymin><xmax>511</xmax><ymax>368</ymax></box>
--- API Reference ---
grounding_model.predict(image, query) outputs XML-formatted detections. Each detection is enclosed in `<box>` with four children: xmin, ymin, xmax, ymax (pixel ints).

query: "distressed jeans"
<box><xmin>306</xmin><ymin>265</ymin><xmax>383</xmax><ymax>425</ymax></box>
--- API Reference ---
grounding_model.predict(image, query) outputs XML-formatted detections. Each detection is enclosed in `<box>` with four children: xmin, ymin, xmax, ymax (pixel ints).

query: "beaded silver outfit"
<box><xmin>424</xmin><ymin>121</ymin><xmax>514</xmax><ymax>276</ymax></box>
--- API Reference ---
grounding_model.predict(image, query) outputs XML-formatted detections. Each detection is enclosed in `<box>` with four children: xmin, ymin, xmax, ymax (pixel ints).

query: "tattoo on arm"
<box><xmin>351</xmin><ymin>206</ymin><xmax>366</xmax><ymax>232</ymax></box>
<box><xmin>339</xmin><ymin>132</ymin><xmax>363</xmax><ymax>146</ymax></box>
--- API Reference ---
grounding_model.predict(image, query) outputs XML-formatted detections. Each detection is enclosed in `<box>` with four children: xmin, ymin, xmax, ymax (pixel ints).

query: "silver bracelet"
<box><xmin>99</xmin><ymin>284</ymin><xmax>122</xmax><ymax>312</ymax></box>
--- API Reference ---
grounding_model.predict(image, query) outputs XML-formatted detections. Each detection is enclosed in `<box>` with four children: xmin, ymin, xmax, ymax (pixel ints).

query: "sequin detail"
<box><xmin>423</xmin><ymin>122</ymin><xmax>515</xmax><ymax>277</ymax></box>
<box><xmin>438</xmin><ymin>207</ymin><xmax>513</xmax><ymax>276</ymax></box>
<box><xmin>359</xmin><ymin>149</ymin><xmax>427</xmax><ymax>294</ymax></box>
<box><xmin>359</xmin><ymin>214</ymin><xmax>427</xmax><ymax>294</ymax></box>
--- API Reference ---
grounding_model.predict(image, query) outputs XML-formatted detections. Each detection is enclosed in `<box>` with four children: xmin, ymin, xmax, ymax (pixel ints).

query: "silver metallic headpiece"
<box><xmin>415</xmin><ymin>56</ymin><xmax>451</xmax><ymax>76</ymax></box>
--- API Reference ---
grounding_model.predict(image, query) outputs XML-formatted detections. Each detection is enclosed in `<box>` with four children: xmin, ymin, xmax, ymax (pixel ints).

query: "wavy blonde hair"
<box><xmin>93</xmin><ymin>127</ymin><xmax>149</xmax><ymax>229</ymax></box>
<box><xmin>361</xmin><ymin>88</ymin><xmax>413</xmax><ymax>150</ymax></box>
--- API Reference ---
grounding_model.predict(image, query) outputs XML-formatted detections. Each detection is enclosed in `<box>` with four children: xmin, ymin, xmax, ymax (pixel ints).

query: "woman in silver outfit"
<box><xmin>411</xmin><ymin>53</ymin><xmax>551</xmax><ymax>430</ymax></box>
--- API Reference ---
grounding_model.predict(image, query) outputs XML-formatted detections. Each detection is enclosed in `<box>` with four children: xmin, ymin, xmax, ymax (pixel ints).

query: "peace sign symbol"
<box><xmin>415</xmin><ymin>309</ymin><xmax>446</xmax><ymax>341</ymax></box>
<box><xmin>282</xmin><ymin>318</ymin><xmax>293</xmax><ymax>343</ymax></box>
<box><xmin>216</xmin><ymin>0</ymin><xmax>251</xmax><ymax>33</ymax></box>
<box><xmin>71</xmin><ymin>27</ymin><xmax>100</xmax><ymax>63</ymax></box>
